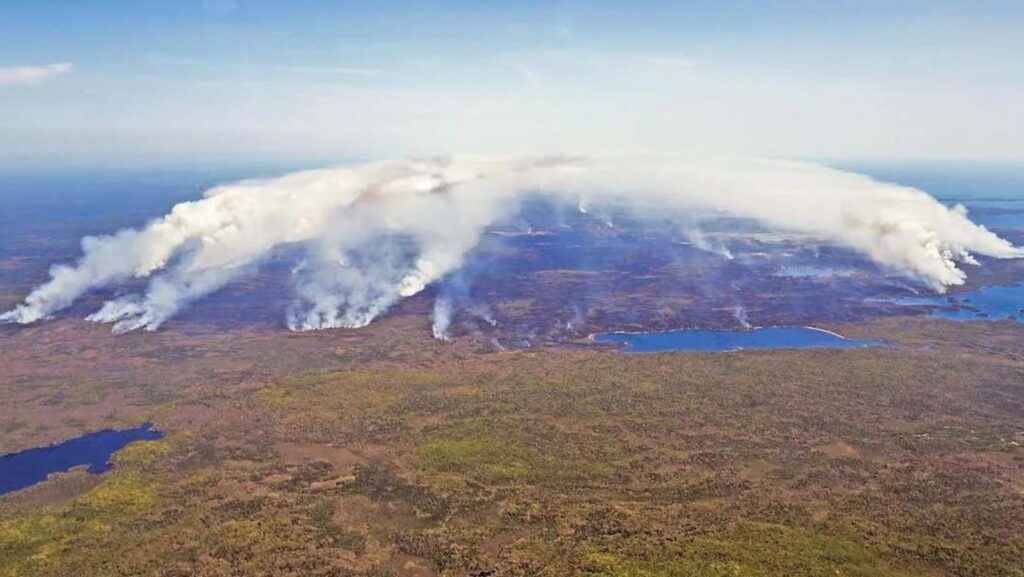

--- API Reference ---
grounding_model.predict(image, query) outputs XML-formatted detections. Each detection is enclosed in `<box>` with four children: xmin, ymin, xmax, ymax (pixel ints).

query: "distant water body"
<box><xmin>0</xmin><ymin>423</ymin><xmax>164</xmax><ymax>496</ymax></box>
<box><xmin>895</xmin><ymin>283</ymin><xmax>1024</xmax><ymax>322</ymax></box>
<box><xmin>593</xmin><ymin>327</ymin><xmax>888</xmax><ymax>353</ymax></box>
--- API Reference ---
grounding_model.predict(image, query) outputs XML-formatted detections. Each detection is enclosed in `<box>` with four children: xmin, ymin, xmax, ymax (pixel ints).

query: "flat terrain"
<box><xmin>1</xmin><ymin>314</ymin><xmax>1023</xmax><ymax>577</ymax></box>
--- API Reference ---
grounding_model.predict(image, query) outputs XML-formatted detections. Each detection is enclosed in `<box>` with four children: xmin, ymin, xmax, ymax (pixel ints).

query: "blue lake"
<box><xmin>0</xmin><ymin>423</ymin><xmax>165</xmax><ymax>496</ymax></box>
<box><xmin>896</xmin><ymin>283</ymin><xmax>1024</xmax><ymax>322</ymax></box>
<box><xmin>593</xmin><ymin>327</ymin><xmax>889</xmax><ymax>353</ymax></box>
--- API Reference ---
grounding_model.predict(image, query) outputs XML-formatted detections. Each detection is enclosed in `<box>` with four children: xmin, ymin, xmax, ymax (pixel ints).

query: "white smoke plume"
<box><xmin>2</xmin><ymin>155</ymin><xmax>1021</xmax><ymax>332</ymax></box>
<box><xmin>687</xmin><ymin>229</ymin><xmax>734</xmax><ymax>260</ymax></box>
<box><xmin>476</xmin><ymin>305</ymin><xmax>498</xmax><ymax>326</ymax></box>
<box><xmin>732</xmin><ymin>305</ymin><xmax>752</xmax><ymax>329</ymax></box>
<box><xmin>431</xmin><ymin>295</ymin><xmax>454</xmax><ymax>341</ymax></box>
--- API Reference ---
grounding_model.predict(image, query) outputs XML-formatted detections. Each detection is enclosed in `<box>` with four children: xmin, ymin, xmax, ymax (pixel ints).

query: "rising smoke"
<box><xmin>431</xmin><ymin>295</ymin><xmax>454</xmax><ymax>341</ymax></box>
<box><xmin>732</xmin><ymin>305</ymin><xmax>752</xmax><ymax>329</ymax></box>
<box><xmin>2</xmin><ymin>155</ymin><xmax>1020</xmax><ymax>333</ymax></box>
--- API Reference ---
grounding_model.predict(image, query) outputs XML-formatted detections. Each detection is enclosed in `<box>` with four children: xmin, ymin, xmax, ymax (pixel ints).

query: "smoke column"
<box><xmin>733</xmin><ymin>305</ymin><xmax>752</xmax><ymax>329</ymax></box>
<box><xmin>431</xmin><ymin>295</ymin><xmax>454</xmax><ymax>341</ymax></box>
<box><xmin>2</xmin><ymin>155</ymin><xmax>1020</xmax><ymax>332</ymax></box>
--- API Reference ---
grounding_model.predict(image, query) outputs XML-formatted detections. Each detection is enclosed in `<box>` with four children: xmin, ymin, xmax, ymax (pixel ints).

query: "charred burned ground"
<box><xmin>1</xmin><ymin>171</ymin><xmax>1024</xmax><ymax>576</ymax></box>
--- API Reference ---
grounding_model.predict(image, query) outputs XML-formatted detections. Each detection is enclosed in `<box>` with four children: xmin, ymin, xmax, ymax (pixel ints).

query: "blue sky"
<box><xmin>1</xmin><ymin>1</ymin><xmax>1022</xmax><ymax>168</ymax></box>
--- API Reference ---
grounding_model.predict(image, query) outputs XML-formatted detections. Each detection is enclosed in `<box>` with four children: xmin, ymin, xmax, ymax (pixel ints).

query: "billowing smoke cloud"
<box><xmin>2</xmin><ymin>155</ymin><xmax>1020</xmax><ymax>332</ymax></box>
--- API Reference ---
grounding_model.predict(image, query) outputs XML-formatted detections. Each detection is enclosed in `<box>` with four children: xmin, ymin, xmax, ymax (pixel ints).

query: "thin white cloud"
<box><xmin>0</xmin><ymin>62</ymin><xmax>73</xmax><ymax>86</ymax></box>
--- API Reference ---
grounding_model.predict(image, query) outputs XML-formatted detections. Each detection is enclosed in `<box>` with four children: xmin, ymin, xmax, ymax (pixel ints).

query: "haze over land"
<box><xmin>2</xmin><ymin>2</ymin><xmax>1024</xmax><ymax>577</ymax></box>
